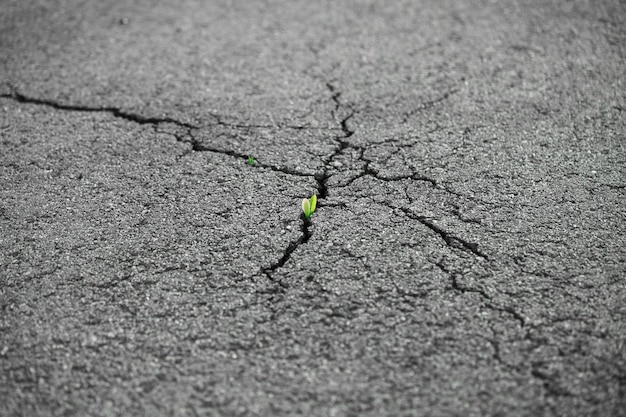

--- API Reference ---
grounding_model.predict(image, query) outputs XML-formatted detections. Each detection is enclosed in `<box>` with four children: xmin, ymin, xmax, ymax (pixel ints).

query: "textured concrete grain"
<box><xmin>1</xmin><ymin>0</ymin><xmax>625</xmax><ymax>416</ymax></box>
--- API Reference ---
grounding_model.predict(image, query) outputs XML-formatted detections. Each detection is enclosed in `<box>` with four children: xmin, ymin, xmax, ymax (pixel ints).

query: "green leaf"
<box><xmin>309</xmin><ymin>195</ymin><xmax>317</xmax><ymax>214</ymax></box>
<box><xmin>302</xmin><ymin>198</ymin><xmax>311</xmax><ymax>219</ymax></box>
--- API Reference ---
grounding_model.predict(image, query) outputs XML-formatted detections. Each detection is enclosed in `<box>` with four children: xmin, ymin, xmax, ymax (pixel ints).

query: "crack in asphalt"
<box><xmin>3</xmin><ymin>89</ymin><xmax>590</xmax><ymax>407</ymax></box>
<box><xmin>400</xmin><ymin>208</ymin><xmax>527</xmax><ymax>329</ymax></box>
<box><xmin>260</xmin><ymin>216</ymin><xmax>312</xmax><ymax>290</ymax></box>
<box><xmin>2</xmin><ymin>88</ymin><xmax>340</xmax><ymax>133</ymax></box>
<box><xmin>341</xmin><ymin>163</ymin><xmax>439</xmax><ymax>189</ymax></box>
<box><xmin>3</xmin><ymin>86</ymin><xmax>526</xmax><ymax>333</ymax></box>
<box><xmin>395</xmin><ymin>206</ymin><xmax>488</xmax><ymax>259</ymax></box>
<box><xmin>251</xmin><ymin>81</ymin><xmax>501</xmax><ymax>318</ymax></box>
<box><xmin>0</xmin><ymin>87</ymin><xmax>326</xmax><ymax>293</ymax></box>
<box><xmin>256</xmin><ymin>82</ymin><xmax>356</xmax><ymax>282</ymax></box>
<box><xmin>1</xmin><ymin>88</ymin><xmax>325</xmax><ymax>178</ymax></box>
<box><xmin>400</xmin><ymin>88</ymin><xmax>459</xmax><ymax>123</ymax></box>
<box><xmin>1</xmin><ymin>89</ymin><xmax>197</xmax><ymax>129</ymax></box>
<box><xmin>433</xmin><ymin>264</ymin><xmax>527</xmax><ymax>330</ymax></box>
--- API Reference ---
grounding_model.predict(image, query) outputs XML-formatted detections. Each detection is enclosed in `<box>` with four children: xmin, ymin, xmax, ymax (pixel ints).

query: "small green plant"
<box><xmin>247</xmin><ymin>156</ymin><xmax>255</xmax><ymax>166</ymax></box>
<box><xmin>301</xmin><ymin>194</ymin><xmax>317</xmax><ymax>220</ymax></box>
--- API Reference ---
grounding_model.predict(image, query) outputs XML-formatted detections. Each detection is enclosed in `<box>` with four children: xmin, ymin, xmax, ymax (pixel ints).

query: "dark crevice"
<box><xmin>326</xmin><ymin>82</ymin><xmax>355</xmax><ymax>139</ymax></box>
<box><xmin>2</xmin><ymin>88</ymin><xmax>328</xmax><ymax>179</ymax></box>
<box><xmin>340</xmin><ymin>113</ymin><xmax>355</xmax><ymax>138</ymax></box>
<box><xmin>339</xmin><ymin>171</ymin><xmax>368</xmax><ymax>188</ymax></box>
<box><xmin>419</xmin><ymin>217</ymin><xmax>487</xmax><ymax>259</ymax></box>
<box><xmin>385</xmin><ymin>172</ymin><xmax>437</xmax><ymax>186</ymax></box>
<box><xmin>259</xmin><ymin>81</ymin><xmax>353</xmax><ymax>280</ymax></box>
<box><xmin>187</xmin><ymin>132</ymin><xmax>316</xmax><ymax>178</ymax></box>
<box><xmin>3</xmin><ymin>88</ymin><xmax>337</xmax><ymax>133</ymax></box>
<box><xmin>368</xmin><ymin>167</ymin><xmax>438</xmax><ymax>187</ymax></box>
<box><xmin>397</xmin><ymin>204</ymin><xmax>529</xmax><ymax>329</ymax></box>
<box><xmin>190</xmin><ymin>141</ymin><xmax>251</xmax><ymax>160</ymax></box>
<box><xmin>450</xmin><ymin>204</ymin><xmax>483</xmax><ymax>225</ymax></box>
<box><xmin>397</xmin><ymin>207</ymin><xmax>488</xmax><ymax>260</ymax></box>
<box><xmin>433</xmin><ymin>258</ymin><xmax>452</xmax><ymax>275</ymax></box>
<box><xmin>601</xmin><ymin>183</ymin><xmax>625</xmax><ymax>190</ymax></box>
<box><xmin>219</xmin><ymin>121</ymin><xmax>336</xmax><ymax>131</ymax></box>
<box><xmin>2</xmin><ymin>90</ymin><xmax>197</xmax><ymax>130</ymax></box>
<box><xmin>326</xmin><ymin>82</ymin><xmax>341</xmax><ymax>114</ymax></box>
<box><xmin>452</xmin><ymin>272</ymin><xmax>525</xmax><ymax>328</ymax></box>
<box><xmin>315</xmin><ymin>171</ymin><xmax>330</xmax><ymax>200</ymax></box>
<box><xmin>5</xmin><ymin>85</ymin><xmax>529</xmax><ymax>334</ymax></box>
<box><xmin>260</xmin><ymin>216</ymin><xmax>312</xmax><ymax>286</ymax></box>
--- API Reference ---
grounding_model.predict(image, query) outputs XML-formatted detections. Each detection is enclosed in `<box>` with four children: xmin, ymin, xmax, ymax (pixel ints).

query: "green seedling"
<box><xmin>301</xmin><ymin>194</ymin><xmax>317</xmax><ymax>220</ymax></box>
<box><xmin>248</xmin><ymin>156</ymin><xmax>255</xmax><ymax>166</ymax></box>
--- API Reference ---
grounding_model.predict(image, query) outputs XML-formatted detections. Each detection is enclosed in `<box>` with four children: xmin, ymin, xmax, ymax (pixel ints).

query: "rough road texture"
<box><xmin>1</xmin><ymin>1</ymin><xmax>625</xmax><ymax>416</ymax></box>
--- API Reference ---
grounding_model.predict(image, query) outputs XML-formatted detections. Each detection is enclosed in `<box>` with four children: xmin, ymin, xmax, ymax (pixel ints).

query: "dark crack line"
<box><xmin>339</xmin><ymin>113</ymin><xmax>355</xmax><ymax>138</ymax></box>
<box><xmin>3</xmin><ymin>89</ymin><xmax>337</xmax><ymax>133</ymax></box>
<box><xmin>397</xmin><ymin>207</ymin><xmax>488</xmax><ymax>259</ymax></box>
<box><xmin>258</xmin><ymin>82</ymin><xmax>355</xmax><ymax>281</ymax></box>
<box><xmin>260</xmin><ymin>216</ymin><xmax>312</xmax><ymax>288</ymax></box>
<box><xmin>450</xmin><ymin>203</ymin><xmax>483</xmax><ymax>225</ymax></box>
<box><xmin>435</xmin><ymin>258</ymin><xmax>526</xmax><ymax>328</ymax></box>
<box><xmin>401</xmin><ymin>88</ymin><xmax>459</xmax><ymax>123</ymax></box>
<box><xmin>326</xmin><ymin>82</ymin><xmax>355</xmax><ymax>138</ymax></box>
<box><xmin>189</xmin><ymin>139</ymin><xmax>250</xmax><ymax>159</ymax></box>
<box><xmin>2</xmin><ymin>88</ymin><xmax>329</xmax><ymax>180</ymax></box>
<box><xmin>256</xmin><ymin>162</ymin><xmax>315</xmax><ymax>178</ymax></box>
<box><xmin>1</xmin><ymin>90</ymin><xmax>197</xmax><ymax>130</ymax></box>
<box><xmin>450</xmin><ymin>271</ymin><xmax>491</xmax><ymax>298</ymax></box>
<box><xmin>312</xmin><ymin>81</ymin><xmax>359</xmax><ymax>206</ymax></box>
<box><xmin>326</xmin><ymin>82</ymin><xmax>342</xmax><ymax>115</ymax></box>
<box><xmin>338</xmin><ymin>164</ymin><xmax>439</xmax><ymax>189</ymax></box>
<box><xmin>368</xmin><ymin>165</ymin><xmax>438</xmax><ymax>187</ymax></box>
<box><xmin>329</xmin><ymin>125</ymin><xmax>527</xmax><ymax>327</ymax></box>
<box><xmin>2</xmin><ymin>88</ymin><xmax>333</xmax><ymax>289</ymax></box>
<box><xmin>487</xmin><ymin>303</ymin><xmax>526</xmax><ymax>328</ymax></box>
<box><xmin>185</xmin><ymin>131</ymin><xmax>317</xmax><ymax>179</ymax></box>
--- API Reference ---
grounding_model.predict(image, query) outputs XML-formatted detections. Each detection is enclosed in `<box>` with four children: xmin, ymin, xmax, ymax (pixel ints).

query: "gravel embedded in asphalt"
<box><xmin>1</xmin><ymin>1</ymin><xmax>624</xmax><ymax>416</ymax></box>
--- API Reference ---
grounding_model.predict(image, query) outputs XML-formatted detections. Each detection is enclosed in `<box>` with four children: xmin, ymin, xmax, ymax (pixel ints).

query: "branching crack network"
<box><xmin>4</xmin><ymin>85</ymin><xmax>570</xmax><ymax>397</ymax></box>
<box><xmin>2</xmin><ymin>85</ymin><xmax>525</xmax><ymax>329</ymax></box>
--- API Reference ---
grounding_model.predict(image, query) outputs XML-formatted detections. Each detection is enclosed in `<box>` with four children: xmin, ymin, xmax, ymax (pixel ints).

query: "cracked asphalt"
<box><xmin>1</xmin><ymin>0</ymin><xmax>624</xmax><ymax>416</ymax></box>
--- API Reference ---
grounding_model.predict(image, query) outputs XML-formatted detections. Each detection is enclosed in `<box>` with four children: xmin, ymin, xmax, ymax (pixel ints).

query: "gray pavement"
<box><xmin>1</xmin><ymin>0</ymin><xmax>625</xmax><ymax>416</ymax></box>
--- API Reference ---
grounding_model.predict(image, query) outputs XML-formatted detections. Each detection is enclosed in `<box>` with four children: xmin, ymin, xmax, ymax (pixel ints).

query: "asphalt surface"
<box><xmin>1</xmin><ymin>0</ymin><xmax>625</xmax><ymax>416</ymax></box>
